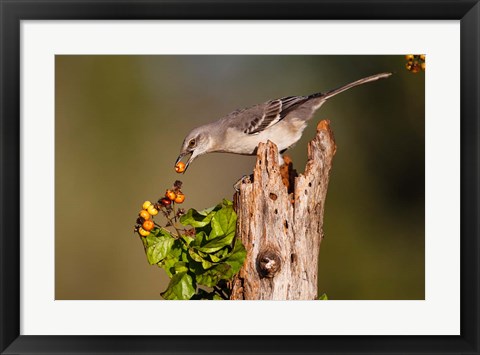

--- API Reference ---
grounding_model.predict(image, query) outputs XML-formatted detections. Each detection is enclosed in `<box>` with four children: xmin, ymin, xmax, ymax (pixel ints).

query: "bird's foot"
<box><xmin>233</xmin><ymin>174</ymin><xmax>254</xmax><ymax>192</ymax></box>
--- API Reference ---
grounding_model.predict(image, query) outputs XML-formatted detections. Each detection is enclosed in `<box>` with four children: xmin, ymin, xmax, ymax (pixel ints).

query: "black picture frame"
<box><xmin>1</xmin><ymin>1</ymin><xmax>479</xmax><ymax>354</ymax></box>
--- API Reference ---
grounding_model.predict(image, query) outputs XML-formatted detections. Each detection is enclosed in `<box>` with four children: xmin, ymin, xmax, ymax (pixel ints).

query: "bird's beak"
<box><xmin>175</xmin><ymin>151</ymin><xmax>194</xmax><ymax>173</ymax></box>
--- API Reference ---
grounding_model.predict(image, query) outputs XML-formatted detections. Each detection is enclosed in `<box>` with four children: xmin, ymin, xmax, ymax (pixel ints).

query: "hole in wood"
<box><xmin>308</xmin><ymin>182</ymin><xmax>312</xmax><ymax>187</ymax></box>
<box><xmin>274</xmin><ymin>209</ymin><xmax>278</xmax><ymax>214</ymax></box>
<box><xmin>284</xmin><ymin>220</ymin><xmax>289</xmax><ymax>229</ymax></box>
<box><xmin>290</xmin><ymin>253</ymin><xmax>297</xmax><ymax>264</ymax></box>
<box><xmin>257</xmin><ymin>249</ymin><xmax>282</xmax><ymax>278</ymax></box>
<box><xmin>269</xmin><ymin>193</ymin><xmax>277</xmax><ymax>201</ymax></box>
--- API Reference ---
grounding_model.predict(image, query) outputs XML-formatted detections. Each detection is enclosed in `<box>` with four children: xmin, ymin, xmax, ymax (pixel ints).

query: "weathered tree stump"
<box><xmin>230</xmin><ymin>120</ymin><xmax>336</xmax><ymax>300</ymax></box>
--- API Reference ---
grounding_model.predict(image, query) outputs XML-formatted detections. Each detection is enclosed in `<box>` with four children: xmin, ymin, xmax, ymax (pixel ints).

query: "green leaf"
<box><xmin>318</xmin><ymin>293</ymin><xmax>328</xmax><ymax>300</ymax></box>
<box><xmin>200</xmin><ymin>259</ymin><xmax>213</xmax><ymax>270</ymax></box>
<box><xmin>157</xmin><ymin>240</ymin><xmax>183</xmax><ymax>277</ymax></box>
<box><xmin>209</xmin><ymin>248</ymin><xmax>229</xmax><ymax>262</ymax></box>
<box><xmin>188</xmin><ymin>248</ymin><xmax>214</xmax><ymax>269</ymax></box>
<box><xmin>150</xmin><ymin>227</ymin><xmax>162</xmax><ymax>237</ymax></box>
<box><xmin>140</xmin><ymin>228</ymin><xmax>159</xmax><ymax>247</ymax></box>
<box><xmin>223</xmin><ymin>239</ymin><xmax>246</xmax><ymax>274</ymax></box>
<box><xmin>173</xmin><ymin>261</ymin><xmax>189</xmax><ymax>273</ymax></box>
<box><xmin>199</xmin><ymin>235</ymin><xmax>234</xmax><ymax>253</ymax></box>
<box><xmin>188</xmin><ymin>248</ymin><xmax>204</xmax><ymax>263</ymax></box>
<box><xmin>208</xmin><ymin>205</ymin><xmax>236</xmax><ymax>241</ymax></box>
<box><xmin>160</xmin><ymin>272</ymin><xmax>195</xmax><ymax>300</ymax></box>
<box><xmin>180</xmin><ymin>207</ymin><xmax>217</xmax><ymax>228</ymax></box>
<box><xmin>180</xmin><ymin>234</ymin><xmax>195</xmax><ymax>246</ymax></box>
<box><xmin>158</xmin><ymin>257</ymin><xmax>177</xmax><ymax>277</ymax></box>
<box><xmin>145</xmin><ymin>231</ymin><xmax>175</xmax><ymax>265</ymax></box>
<box><xmin>198</xmin><ymin>204</ymin><xmax>221</xmax><ymax>215</ymax></box>
<box><xmin>190</xmin><ymin>231</ymin><xmax>207</xmax><ymax>248</ymax></box>
<box><xmin>196</xmin><ymin>264</ymin><xmax>232</xmax><ymax>287</ymax></box>
<box><xmin>222</xmin><ymin>199</ymin><xmax>233</xmax><ymax>206</ymax></box>
<box><xmin>180</xmin><ymin>252</ymin><xmax>189</xmax><ymax>263</ymax></box>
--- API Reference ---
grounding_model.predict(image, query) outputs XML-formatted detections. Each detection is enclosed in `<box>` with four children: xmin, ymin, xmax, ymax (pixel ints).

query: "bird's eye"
<box><xmin>188</xmin><ymin>139</ymin><xmax>196</xmax><ymax>147</ymax></box>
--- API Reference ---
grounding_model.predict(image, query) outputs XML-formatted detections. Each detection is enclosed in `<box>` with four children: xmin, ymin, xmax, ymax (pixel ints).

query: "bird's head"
<box><xmin>175</xmin><ymin>126</ymin><xmax>212</xmax><ymax>173</ymax></box>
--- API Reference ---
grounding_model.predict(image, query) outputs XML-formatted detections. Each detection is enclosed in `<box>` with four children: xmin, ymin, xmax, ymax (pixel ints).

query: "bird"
<box><xmin>176</xmin><ymin>72</ymin><xmax>392</xmax><ymax>172</ymax></box>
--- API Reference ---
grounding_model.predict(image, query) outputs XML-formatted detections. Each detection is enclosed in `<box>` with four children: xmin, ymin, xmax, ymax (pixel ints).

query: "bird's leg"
<box><xmin>233</xmin><ymin>174</ymin><xmax>254</xmax><ymax>192</ymax></box>
<box><xmin>278</xmin><ymin>148</ymin><xmax>288</xmax><ymax>166</ymax></box>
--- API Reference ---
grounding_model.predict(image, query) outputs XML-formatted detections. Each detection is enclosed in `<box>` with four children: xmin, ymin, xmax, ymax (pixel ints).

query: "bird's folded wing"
<box><xmin>243</xmin><ymin>96</ymin><xmax>309</xmax><ymax>135</ymax></box>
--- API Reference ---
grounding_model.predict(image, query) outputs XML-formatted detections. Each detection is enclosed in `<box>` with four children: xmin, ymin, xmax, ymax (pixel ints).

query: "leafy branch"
<box><xmin>134</xmin><ymin>182</ymin><xmax>246</xmax><ymax>300</ymax></box>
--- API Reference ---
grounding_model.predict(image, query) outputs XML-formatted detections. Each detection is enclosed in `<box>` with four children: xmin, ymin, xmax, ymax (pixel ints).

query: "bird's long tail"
<box><xmin>310</xmin><ymin>72</ymin><xmax>392</xmax><ymax>101</ymax></box>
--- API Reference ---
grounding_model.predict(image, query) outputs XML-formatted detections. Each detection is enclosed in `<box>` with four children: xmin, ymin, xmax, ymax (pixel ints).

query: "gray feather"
<box><xmin>243</xmin><ymin>96</ymin><xmax>309</xmax><ymax>135</ymax></box>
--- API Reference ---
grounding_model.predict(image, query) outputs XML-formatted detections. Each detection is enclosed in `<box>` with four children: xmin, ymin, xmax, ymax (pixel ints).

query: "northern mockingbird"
<box><xmin>176</xmin><ymin>72</ymin><xmax>391</xmax><ymax>171</ymax></box>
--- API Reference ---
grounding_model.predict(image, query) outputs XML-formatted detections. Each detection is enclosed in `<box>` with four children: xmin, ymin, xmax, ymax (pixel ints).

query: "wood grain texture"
<box><xmin>230</xmin><ymin>120</ymin><xmax>336</xmax><ymax>300</ymax></box>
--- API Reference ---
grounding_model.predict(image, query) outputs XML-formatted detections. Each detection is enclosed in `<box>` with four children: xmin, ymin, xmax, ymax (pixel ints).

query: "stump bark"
<box><xmin>230</xmin><ymin>120</ymin><xmax>336</xmax><ymax>300</ymax></box>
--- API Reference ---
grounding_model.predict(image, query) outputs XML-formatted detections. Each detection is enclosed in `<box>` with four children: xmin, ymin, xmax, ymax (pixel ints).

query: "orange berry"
<box><xmin>142</xmin><ymin>220</ymin><xmax>154</xmax><ymax>231</ymax></box>
<box><xmin>405</xmin><ymin>54</ymin><xmax>414</xmax><ymax>61</ymax></box>
<box><xmin>165</xmin><ymin>190</ymin><xmax>177</xmax><ymax>201</ymax></box>
<box><xmin>174</xmin><ymin>192</ymin><xmax>185</xmax><ymax>204</ymax></box>
<box><xmin>142</xmin><ymin>201</ymin><xmax>152</xmax><ymax>210</ymax></box>
<box><xmin>139</xmin><ymin>210</ymin><xmax>150</xmax><ymax>220</ymax></box>
<box><xmin>175</xmin><ymin>162</ymin><xmax>186</xmax><ymax>173</ymax></box>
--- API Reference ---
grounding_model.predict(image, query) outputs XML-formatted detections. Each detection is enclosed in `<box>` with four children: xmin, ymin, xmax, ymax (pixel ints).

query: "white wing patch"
<box><xmin>244</xmin><ymin>96</ymin><xmax>307</xmax><ymax>135</ymax></box>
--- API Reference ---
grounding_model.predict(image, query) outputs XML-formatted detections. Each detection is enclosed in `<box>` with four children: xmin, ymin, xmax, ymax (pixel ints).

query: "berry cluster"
<box><xmin>405</xmin><ymin>54</ymin><xmax>425</xmax><ymax>73</ymax></box>
<box><xmin>136</xmin><ymin>202</ymin><xmax>157</xmax><ymax>236</ymax></box>
<box><xmin>134</xmin><ymin>180</ymin><xmax>186</xmax><ymax>238</ymax></box>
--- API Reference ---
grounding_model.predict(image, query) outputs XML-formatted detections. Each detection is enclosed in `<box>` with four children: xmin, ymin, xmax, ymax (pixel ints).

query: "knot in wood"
<box><xmin>256</xmin><ymin>249</ymin><xmax>282</xmax><ymax>278</ymax></box>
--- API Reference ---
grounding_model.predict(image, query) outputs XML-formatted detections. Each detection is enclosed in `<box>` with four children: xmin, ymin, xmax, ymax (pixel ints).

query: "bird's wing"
<box><xmin>243</xmin><ymin>96</ymin><xmax>309</xmax><ymax>135</ymax></box>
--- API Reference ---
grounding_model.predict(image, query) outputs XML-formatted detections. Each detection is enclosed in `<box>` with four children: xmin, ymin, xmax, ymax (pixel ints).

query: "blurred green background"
<box><xmin>55</xmin><ymin>55</ymin><xmax>424</xmax><ymax>300</ymax></box>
